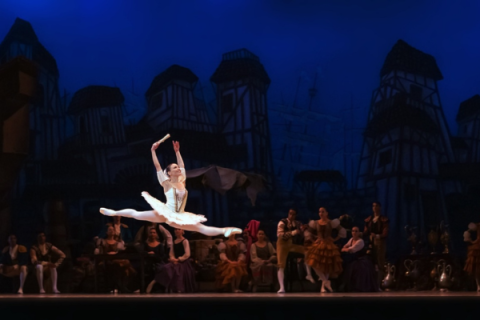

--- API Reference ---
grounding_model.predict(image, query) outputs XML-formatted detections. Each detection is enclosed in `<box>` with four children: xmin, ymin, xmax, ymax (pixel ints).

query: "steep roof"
<box><xmin>210</xmin><ymin>48</ymin><xmax>270</xmax><ymax>84</ymax></box>
<box><xmin>456</xmin><ymin>94</ymin><xmax>480</xmax><ymax>122</ymax></box>
<box><xmin>380</xmin><ymin>39</ymin><xmax>443</xmax><ymax>80</ymax></box>
<box><xmin>365</xmin><ymin>94</ymin><xmax>439</xmax><ymax>136</ymax></box>
<box><xmin>145</xmin><ymin>64</ymin><xmax>198</xmax><ymax>97</ymax></box>
<box><xmin>68</xmin><ymin>85</ymin><xmax>124</xmax><ymax>115</ymax></box>
<box><xmin>0</xmin><ymin>18</ymin><xmax>59</xmax><ymax>76</ymax></box>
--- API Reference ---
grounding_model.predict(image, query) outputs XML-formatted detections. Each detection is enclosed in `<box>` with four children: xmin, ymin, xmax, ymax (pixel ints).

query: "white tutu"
<box><xmin>141</xmin><ymin>191</ymin><xmax>207</xmax><ymax>226</ymax></box>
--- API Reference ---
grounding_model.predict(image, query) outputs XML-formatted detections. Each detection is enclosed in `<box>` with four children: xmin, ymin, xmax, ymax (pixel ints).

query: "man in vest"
<box><xmin>364</xmin><ymin>201</ymin><xmax>389</xmax><ymax>288</ymax></box>
<box><xmin>276</xmin><ymin>208</ymin><xmax>310</xmax><ymax>293</ymax></box>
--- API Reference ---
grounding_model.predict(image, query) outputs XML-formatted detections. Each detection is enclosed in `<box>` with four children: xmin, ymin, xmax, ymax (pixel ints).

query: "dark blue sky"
<box><xmin>1</xmin><ymin>0</ymin><xmax>480</xmax><ymax>133</ymax></box>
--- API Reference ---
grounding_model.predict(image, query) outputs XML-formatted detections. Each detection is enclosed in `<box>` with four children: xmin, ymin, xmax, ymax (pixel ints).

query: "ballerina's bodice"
<box><xmin>164</xmin><ymin>187</ymin><xmax>188</xmax><ymax>213</ymax></box>
<box><xmin>157</xmin><ymin>168</ymin><xmax>189</xmax><ymax>213</ymax></box>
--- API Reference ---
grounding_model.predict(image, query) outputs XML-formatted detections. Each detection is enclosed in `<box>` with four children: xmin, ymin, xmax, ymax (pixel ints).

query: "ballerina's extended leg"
<box><xmin>182</xmin><ymin>224</ymin><xmax>242</xmax><ymax>237</ymax></box>
<box><xmin>100</xmin><ymin>208</ymin><xmax>166</xmax><ymax>223</ymax></box>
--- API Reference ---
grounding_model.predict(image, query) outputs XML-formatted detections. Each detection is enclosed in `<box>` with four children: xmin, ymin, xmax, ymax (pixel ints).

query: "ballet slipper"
<box><xmin>224</xmin><ymin>227</ymin><xmax>242</xmax><ymax>237</ymax></box>
<box><xmin>305</xmin><ymin>275</ymin><xmax>315</xmax><ymax>283</ymax></box>
<box><xmin>324</xmin><ymin>280</ymin><xmax>333</xmax><ymax>292</ymax></box>
<box><xmin>100</xmin><ymin>208</ymin><xmax>116</xmax><ymax>216</ymax></box>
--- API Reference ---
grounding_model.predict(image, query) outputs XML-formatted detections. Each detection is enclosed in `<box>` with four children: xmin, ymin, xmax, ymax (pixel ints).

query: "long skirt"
<box><xmin>343</xmin><ymin>256</ymin><xmax>378</xmax><ymax>292</ymax></box>
<box><xmin>250</xmin><ymin>261</ymin><xmax>276</xmax><ymax>286</ymax></box>
<box><xmin>465</xmin><ymin>241</ymin><xmax>480</xmax><ymax>277</ymax></box>
<box><xmin>155</xmin><ymin>260</ymin><xmax>197</xmax><ymax>293</ymax></box>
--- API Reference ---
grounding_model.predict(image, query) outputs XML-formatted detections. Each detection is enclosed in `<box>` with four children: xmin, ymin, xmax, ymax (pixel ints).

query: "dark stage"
<box><xmin>0</xmin><ymin>292</ymin><xmax>479</xmax><ymax>319</ymax></box>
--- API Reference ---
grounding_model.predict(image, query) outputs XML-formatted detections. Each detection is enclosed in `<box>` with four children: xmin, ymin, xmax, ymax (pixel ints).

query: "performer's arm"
<box><xmin>178</xmin><ymin>240</ymin><xmax>191</xmax><ymax>262</ymax></box>
<box><xmin>51</xmin><ymin>246</ymin><xmax>66</xmax><ymax>267</ymax></box>
<box><xmin>173</xmin><ymin>141</ymin><xmax>184</xmax><ymax>169</ymax></box>
<box><xmin>349</xmin><ymin>239</ymin><xmax>365</xmax><ymax>253</ymax></box>
<box><xmin>277</xmin><ymin>221</ymin><xmax>290</xmax><ymax>240</ymax></box>
<box><xmin>237</xmin><ymin>242</ymin><xmax>246</xmax><ymax>262</ymax></box>
<box><xmin>169</xmin><ymin>244</ymin><xmax>176</xmax><ymax>261</ymax></box>
<box><xmin>250</xmin><ymin>243</ymin><xmax>260</xmax><ymax>263</ymax></box>
<box><xmin>30</xmin><ymin>248</ymin><xmax>38</xmax><ymax>265</ymax></box>
<box><xmin>380</xmin><ymin>220</ymin><xmax>389</xmax><ymax>239</ymax></box>
<box><xmin>158</xmin><ymin>225</ymin><xmax>173</xmax><ymax>250</ymax></box>
<box><xmin>151</xmin><ymin>142</ymin><xmax>162</xmax><ymax>172</ymax></box>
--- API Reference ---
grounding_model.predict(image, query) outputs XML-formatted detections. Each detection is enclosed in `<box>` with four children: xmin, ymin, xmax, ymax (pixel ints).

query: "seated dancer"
<box><xmin>152</xmin><ymin>228</ymin><xmax>197</xmax><ymax>293</ymax></box>
<box><xmin>305</xmin><ymin>207</ymin><xmax>346</xmax><ymax>293</ymax></box>
<box><xmin>340</xmin><ymin>226</ymin><xmax>378</xmax><ymax>292</ymax></box>
<box><xmin>0</xmin><ymin>234</ymin><xmax>28</xmax><ymax>294</ymax></box>
<box><xmin>30</xmin><ymin>232</ymin><xmax>66</xmax><ymax>294</ymax></box>
<box><xmin>100</xmin><ymin>138</ymin><xmax>242</xmax><ymax>237</ymax></box>
<box><xmin>142</xmin><ymin>228</ymin><xmax>169</xmax><ymax>293</ymax></box>
<box><xmin>95</xmin><ymin>225</ymin><xmax>135</xmax><ymax>293</ymax></box>
<box><xmin>216</xmin><ymin>234</ymin><xmax>248</xmax><ymax>293</ymax></box>
<box><xmin>134</xmin><ymin>222</ymin><xmax>173</xmax><ymax>252</ymax></box>
<box><xmin>98</xmin><ymin>216</ymin><xmax>132</xmax><ymax>243</ymax></box>
<box><xmin>249</xmin><ymin>229</ymin><xmax>277</xmax><ymax>292</ymax></box>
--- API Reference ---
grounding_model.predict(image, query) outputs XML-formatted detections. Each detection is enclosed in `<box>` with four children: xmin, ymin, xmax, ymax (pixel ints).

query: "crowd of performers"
<box><xmin>1</xmin><ymin>137</ymin><xmax>479</xmax><ymax>293</ymax></box>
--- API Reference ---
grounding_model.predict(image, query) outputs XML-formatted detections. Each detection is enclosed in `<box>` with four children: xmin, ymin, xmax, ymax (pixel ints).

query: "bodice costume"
<box><xmin>305</xmin><ymin>219</ymin><xmax>345</xmax><ymax>278</ymax></box>
<box><xmin>250</xmin><ymin>242</ymin><xmax>277</xmax><ymax>286</ymax></box>
<box><xmin>145</xmin><ymin>242</ymin><xmax>168</xmax><ymax>264</ymax></box>
<box><xmin>465</xmin><ymin>223</ymin><xmax>480</xmax><ymax>277</ymax></box>
<box><xmin>141</xmin><ymin>168</ymin><xmax>206</xmax><ymax>226</ymax></box>
<box><xmin>31</xmin><ymin>243</ymin><xmax>65</xmax><ymax>267</ymax></box>
<box><xmin>0</xmin><ymin>245</ymin><xmax>28</xmax><ymax>266</ymax></box>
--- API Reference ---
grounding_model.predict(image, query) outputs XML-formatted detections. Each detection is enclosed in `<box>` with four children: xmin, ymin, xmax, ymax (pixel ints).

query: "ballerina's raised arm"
<box><xmin>151</xmin><ymin>141</ymin><xmax>162</xmax><ymax>172</ymax></box>
<box><xmin>172</xmin><ymin>140</ymin><xmax>184</xmax><ymax>169</ymax></box>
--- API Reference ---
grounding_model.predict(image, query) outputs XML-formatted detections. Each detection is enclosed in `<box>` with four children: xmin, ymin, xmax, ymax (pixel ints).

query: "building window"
<box><xmin>100</xmin><ymin>109</ymin><xmax>111</xmax><ymax>134</ymax></box>
<box><xmin>222</xmin><ymin>93</ymin><xmax>234</xmax><ymax>112</ymax></box>
<box><xmin>79</xmin><ymin>116</ymin><xmax>86</xmax><ymax>134</ymax></box>
<box><xmin>151</xmin><ymin>92</ymin><xmax>163</xmax><ymax>110</ymax></box>
<box><xmin>410</xmin><ymin>85</ymin><xmax>423</xmax><ymax>101</ymax></box>
<box><xmin>404</xmin><ymin>183</ymin><xmax>416</xmax><ymax>201</ymax></box>
<box><xmin>36</xmin><ymin>84</ymin><xmax>45</xmax><ymax>108</ymax></box>
<box><xmin>377</xmin><ymin>149</ymin><xmax>392</xmax><ymax>168</ymax></box>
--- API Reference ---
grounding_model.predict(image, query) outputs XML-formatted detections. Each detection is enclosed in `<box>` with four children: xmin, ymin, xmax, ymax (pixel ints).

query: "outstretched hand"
<box><xmin>173</xmin><ymin>140</ymin><xmax>180</xmax><ymax>152</ymax></box>
<box><xmin>151</xmin><ymin>142</ymin><xmax>159</xmax><ymax>152</ymax></box>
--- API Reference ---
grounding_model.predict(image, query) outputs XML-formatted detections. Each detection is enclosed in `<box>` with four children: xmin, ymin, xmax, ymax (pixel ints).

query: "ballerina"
<box><xmin>99</xmin><ymin>137</ymin><xmax>242</xmax><ymax>237</ymax></box>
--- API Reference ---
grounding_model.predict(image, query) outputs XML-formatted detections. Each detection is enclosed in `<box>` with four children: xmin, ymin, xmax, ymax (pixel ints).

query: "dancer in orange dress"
<box><xmin>305</xmin><ymin>207</ymin><xmax>346</xmax><ymax>292</ymax></box>
<box><xmin>464</xmin><ymin>222</ymin><xmax>480</xmax><ymax>292</ymax></box>
<box><xmin>215</xmin><ymin>234</ymin><xmax>248</xmax><ymax>293</ymax></box>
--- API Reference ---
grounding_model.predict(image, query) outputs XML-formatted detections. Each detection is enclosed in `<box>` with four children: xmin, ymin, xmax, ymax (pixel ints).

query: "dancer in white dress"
<box><xmin>100</xmin><ymin>139</ymin><xmax>242</xmax><ymax>237</ymax></box>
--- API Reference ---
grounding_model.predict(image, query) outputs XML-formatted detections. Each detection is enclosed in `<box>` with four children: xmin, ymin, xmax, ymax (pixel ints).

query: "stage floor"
<box><xmin>1</xmin><ymin>292</ymin><xmax>479</xmax><ymax>319</ymax></box>
<box><xmin>0</xmin><ymin>291</ymin><xmax>479</xmax><ymax>299</ymax></box>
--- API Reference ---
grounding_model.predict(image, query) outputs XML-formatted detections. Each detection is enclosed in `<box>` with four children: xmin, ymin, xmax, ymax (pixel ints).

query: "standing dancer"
<box><xmin>305</xmin><ymin>207</ymin><xmax>345</xmax><ymax>293</ymax></box>
<box><xmin>100</xmin><ymin>136</ymin><xmax>242</xmax><ymax>237</ymax></box>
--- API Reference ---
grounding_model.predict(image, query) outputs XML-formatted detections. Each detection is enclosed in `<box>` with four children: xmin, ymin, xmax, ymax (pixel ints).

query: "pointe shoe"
<box><xmin>320</xmin><ymin>284</ymin><xmax>327</xmax><ymax>293</ymax></box>
<box><xmin>306</xmin><ymin>275</ymin><xmax>315</xmax><ymax>284</ymax></box>
<box><xmin>324</xmin><ymin>280</ymin><xmax>333</xmax><ymax>292</ymax></box>
<box><xmin>53</xmin><ymin>288</ymin><xmax>60</xmax><ymax>294</ymax></box>
<box><xmin>277</xmin><ymin>288</ymin><xmax>285</xmax><ymax>293</ymax></box>
<box><xmin>99</xmin><ymin>208</ymin><xmax>115</xmax><ymax>216</ymax></box>
<box><xmin>224</xmin><ymin>227</ymin><xmax>242</xmax><ymax>237</ymax></box>
<box><xmin>39</xmin><ymin>289</ymin><xmax>46</xmax><ymax>294</ymax></box>
<box><xmin>17</xmin><ymin>288</ymin><xmax>23</xmax><ymax>294</ymax></box>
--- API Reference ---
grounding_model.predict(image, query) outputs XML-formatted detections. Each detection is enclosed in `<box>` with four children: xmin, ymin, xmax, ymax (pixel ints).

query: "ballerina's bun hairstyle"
<box><xmin>164</xmin><ymin>163</ymin><xmax>176</xmax><ymax>177</ymax></box>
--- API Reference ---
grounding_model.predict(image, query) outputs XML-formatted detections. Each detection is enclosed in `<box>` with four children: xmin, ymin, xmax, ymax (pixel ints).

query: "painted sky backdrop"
<box><xmin>1</xmin><ymin>0</ymin><xmax>480</xmax><ymax>133</ymax></box>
